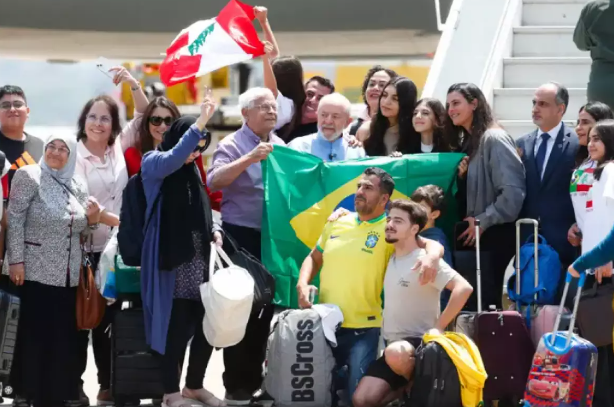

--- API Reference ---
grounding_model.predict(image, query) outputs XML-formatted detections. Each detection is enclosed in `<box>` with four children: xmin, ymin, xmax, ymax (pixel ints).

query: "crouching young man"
<box><xmin>352</xmin><ymin>200</ymin><xmax>473</xmax><ymax>407</ymax></box>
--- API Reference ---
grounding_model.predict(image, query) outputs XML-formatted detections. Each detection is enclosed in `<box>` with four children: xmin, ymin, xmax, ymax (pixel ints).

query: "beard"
<box><xmin>385</xmin><ymin>237</ymin><xmax>398</xmax><ymax>244</ymax></box>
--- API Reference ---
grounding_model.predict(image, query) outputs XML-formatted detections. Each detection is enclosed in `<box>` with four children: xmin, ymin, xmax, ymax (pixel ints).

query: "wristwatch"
<box><xmin>130</xmin><ymin>83</ymin><xmax>141</xmax><ymax>92</ymax></box>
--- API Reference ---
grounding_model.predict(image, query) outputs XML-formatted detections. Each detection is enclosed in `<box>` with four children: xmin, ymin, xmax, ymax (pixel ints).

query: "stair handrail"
<box><xmin>479</xmin><ymin>0</ymin><xmax>522</xmax><ymax>104</ymax></box>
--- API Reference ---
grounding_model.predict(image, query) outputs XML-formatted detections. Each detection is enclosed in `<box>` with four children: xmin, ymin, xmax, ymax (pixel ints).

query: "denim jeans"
<box><xmin>332</xmin><ymin>327</ymin><xmax>380</xmax><ymax>406</ymax></box>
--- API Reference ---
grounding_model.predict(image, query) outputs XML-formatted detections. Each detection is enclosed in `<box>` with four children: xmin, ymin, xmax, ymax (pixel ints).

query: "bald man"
<box><xmin>287</xmin><ymin>93</ymin><xmax>366</xmax><ymax>161</ymax></box>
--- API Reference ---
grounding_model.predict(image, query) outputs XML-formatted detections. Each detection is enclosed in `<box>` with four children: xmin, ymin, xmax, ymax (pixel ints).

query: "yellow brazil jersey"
<box><xmin>316</xmin><ymin>212</ymin><xmax>394</xmax><ymax>329</ymax></box>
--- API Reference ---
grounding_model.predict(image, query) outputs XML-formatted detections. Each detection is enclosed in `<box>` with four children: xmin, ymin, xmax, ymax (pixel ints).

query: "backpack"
<box><xmin>264</xmin><ymin>309</ymin><xmax>335</xmax><ymax>407</ymax></box>
<box><xmin>117</xmin><ymin>171</ymin><xmax>160</xmax><ymax>267</ymax></box>
<box><xmin>409</xmin><ymin>342</ymin><xmax>463</xmax><ymax>407</ymax></box>
<box><xmin>507</xmin><ymin>234</ymin><xmax>561</xmax><ymax>310</ymax></box>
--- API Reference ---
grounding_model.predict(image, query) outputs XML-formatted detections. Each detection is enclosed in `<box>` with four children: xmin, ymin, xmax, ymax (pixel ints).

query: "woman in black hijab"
<box><xmin>140</xmin><ymin>94</ymin><xmax>226</xmax><ymax>407</ymax></box>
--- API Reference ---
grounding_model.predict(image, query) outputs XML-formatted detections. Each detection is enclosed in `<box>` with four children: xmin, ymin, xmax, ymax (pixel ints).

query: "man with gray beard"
<box><xmin>288</xmin><ymin>93</ymin><xmax>366</xmax><ymax>161</ymax></box>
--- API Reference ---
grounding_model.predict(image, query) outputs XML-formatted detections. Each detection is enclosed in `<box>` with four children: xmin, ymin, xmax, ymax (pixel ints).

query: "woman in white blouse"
<box><xmin>71</xmin><ymin>67</ymin><xmax>150</xmax><ymax>407</ymax></box>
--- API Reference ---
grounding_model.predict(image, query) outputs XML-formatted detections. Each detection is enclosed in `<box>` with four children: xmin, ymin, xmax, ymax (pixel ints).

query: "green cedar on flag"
<box><xmin>261</xmin><ymin>146</ymin><xmax>465</xmax><ymax>309</ymax></box>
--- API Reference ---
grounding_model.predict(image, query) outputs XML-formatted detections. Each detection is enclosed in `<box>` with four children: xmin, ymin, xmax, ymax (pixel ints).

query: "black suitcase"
<box><xmin>111</xmin><ymin>306</ymin><xmax>163</xmax><ymax>407</ymax></box>
<box><xmin>0</xmin><ymin>289</ymin><xmax>19</xmax><ymax>398</ymax></box>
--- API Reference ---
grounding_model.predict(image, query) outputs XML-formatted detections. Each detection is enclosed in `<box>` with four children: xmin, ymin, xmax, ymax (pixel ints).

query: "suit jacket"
<box><xmin>516</xmin><ymin>123</ymin><xmax>580</xmax><ymax>266</ymax></box>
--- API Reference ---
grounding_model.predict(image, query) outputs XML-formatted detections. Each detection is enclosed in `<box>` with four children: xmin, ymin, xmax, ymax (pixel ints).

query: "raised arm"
<box><xmin>254</xmin><ymin>7</ymin><xmax>280</xmax><ymax>59</ymax></box>
<box><xmin>142</xmin><ymin>93</ymin><xmax>215</xmax><ymax>180</ymax></box>
<box><xmin>109</xmin><ymin>66</ymin><xmax>150</xmax><ymax>152</ymax></box>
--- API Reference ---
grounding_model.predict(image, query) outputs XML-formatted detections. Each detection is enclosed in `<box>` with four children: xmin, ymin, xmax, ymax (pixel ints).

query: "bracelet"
<box><xmin>130</xmin><ymin>83</ymin><xmax>141</xmax><ymax>91</ymax></box>
<box><xmin>89</xmin><ymin>223</ymin><xmax>100</xmax><ymax>230</ymax></box>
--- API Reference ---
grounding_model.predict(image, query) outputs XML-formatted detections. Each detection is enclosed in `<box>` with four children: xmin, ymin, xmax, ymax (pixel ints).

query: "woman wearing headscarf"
<box><xmin>4</xmin><ymin>134</ymin><xmax>101</xmax><ymax>407</ymax></box>
<box><xmin>140</xmin><ymin>91</ymin><xmax>224</xmax><ymax>407</ymax></box>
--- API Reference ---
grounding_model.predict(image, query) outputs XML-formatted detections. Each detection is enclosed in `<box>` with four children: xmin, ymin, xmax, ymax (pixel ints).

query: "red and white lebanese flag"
<box><xmin>160</xmin><ymin>0</ymin><xmax>265</xmax><ymax>86</ymax></box>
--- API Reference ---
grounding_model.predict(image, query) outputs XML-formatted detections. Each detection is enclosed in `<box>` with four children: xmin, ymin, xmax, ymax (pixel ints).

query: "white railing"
<box><xmin>422</xmin><ymin>0</ymin><xmax>520</xmax><ymax>102</ymax></box>
<box><xmin>434</xmin><ymin>0</ymin><xmax>447</xmax><ymax>32</ymax></box>
<box><xmin>479</xmin><ymin>0</ymin><xmax>523</xmax><ymax>104</ymax></box>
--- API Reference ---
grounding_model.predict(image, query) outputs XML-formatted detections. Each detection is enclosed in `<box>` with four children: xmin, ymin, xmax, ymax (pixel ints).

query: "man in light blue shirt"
<box><xmin>288</xmin><ymin>93</ymin><xmax>367</xmax><ymax>161</ymax></box>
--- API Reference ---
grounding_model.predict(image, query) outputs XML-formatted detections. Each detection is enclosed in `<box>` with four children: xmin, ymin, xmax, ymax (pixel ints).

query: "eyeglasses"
<box><xmin>149</xmin><ymin>116</ymin><xmax>174</xmax><ymax>126</ymax></box>
<box><xmin>86</xmin><ymin>114</ymin><xmax>112</xmax><ymax>125</ymax></box>
<box><xmin>253</xmin><ymin>103</ymin><xmax>277</xmax><ymax>112</ymax></box>
<box><xmin>0</xmin><ymin>101</ymin><xmax>26</xmax><ymax>110</ymax></box>
<box><xmin>46</xmin><ymin>144</ymin><xmax>70</xmax><ymax>155</ymax></box>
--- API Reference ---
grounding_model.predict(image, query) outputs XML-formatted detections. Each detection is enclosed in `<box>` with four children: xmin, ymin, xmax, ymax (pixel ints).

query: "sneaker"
<box><xmin>182</xmin><ymin>388</ymin><xmax>225</xmax><ymax>406</ymax></box>
<box><xmin>96</xmin><ymin>389</ymin><xmax>113</xmax><ymax>406</ymax></box>
<box><xmin>223</xmin><ymin>390</ymin><xmax>252</xmax><ymax>406</ymax></box>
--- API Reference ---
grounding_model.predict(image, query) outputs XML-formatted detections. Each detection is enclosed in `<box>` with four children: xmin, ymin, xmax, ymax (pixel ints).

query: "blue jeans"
<box><xmin>332</xmin><ymin>327</ymin><xmax>380</xmax><ymax>406</ymax></box>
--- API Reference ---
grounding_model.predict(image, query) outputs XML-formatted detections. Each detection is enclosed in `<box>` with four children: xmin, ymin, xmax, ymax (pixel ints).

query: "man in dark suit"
<box><xmin>516</xmin><ymin>82</ymin><xmax>579</xmax><ymax>268</ymax></box>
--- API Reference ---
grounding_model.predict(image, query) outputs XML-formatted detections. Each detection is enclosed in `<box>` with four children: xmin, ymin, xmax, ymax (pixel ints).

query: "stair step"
<box><xmin>513</xmin><ymin>26</ymin><xmax>586</xmax><ymax>57</ymax></box>
<box><xmin>522</xmin><ymin>0</ymin><xmax>586</xmax><ymax>26</ymax></box>
<box><xmin>503</xmin><ymin>57</ymin><xmax>590</xmax><ymax>88</ymax></box>
<box><xmin>499</xmin><ymin>119</ymin><xmax>576</xmax><ymax>140</ymax></box>
<box><xmin>493</xmin><ymin>87</ymin><xmax>587</xmax><ymax>121</ymax></box>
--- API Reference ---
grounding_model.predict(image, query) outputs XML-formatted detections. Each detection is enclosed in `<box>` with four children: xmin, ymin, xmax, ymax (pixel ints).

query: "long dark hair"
<box><xmin>137</xmin><ymin>97</ymin><xmax>181</xmax><ymax>154</ymax></box>
<box><xmin>365</xmin><ymin>77</ymin><xmax>419</xmax><ymax>156</ymax></box>
<box><xmin>272</xmin><ymin>56</ymin><xmax>305</xmax><ymax>141</ymax></box>
<box><xmin>361</xmin><ymin>65</ymin><xmax>398</xmax><ymax>113</ymax></box>
<box><xmin>591</xmin><ymin>120</ymin><xmax>614</xmax><ymax>181</ymax></box>
<box><xmin>576</xmin><ymin>101</ymin><xmax>614</xmax><ymax>167</ymax></box>
<box><xmin>77</xmin><ymin>95</ymin><xmax>122</xmax><ymax>146</ymax></box>
<box><xmin>414</xmin><ymin>97</ymin><xmax>453</xmax><ymax>152</ymax></box>
<box><xmin>446</xmin><ymin>83</ymin><xmax>495</xmax><ymax>156</ymax></box>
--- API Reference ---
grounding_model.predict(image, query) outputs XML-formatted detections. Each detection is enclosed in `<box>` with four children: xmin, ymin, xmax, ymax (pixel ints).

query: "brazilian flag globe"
<box><xmin>261</xmin><ymin>146</ymin><xmax>465</xmax><ymax>309</ymax></box>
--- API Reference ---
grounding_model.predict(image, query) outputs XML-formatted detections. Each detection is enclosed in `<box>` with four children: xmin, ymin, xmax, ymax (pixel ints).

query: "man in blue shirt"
<box><xmin>288</xmin><ymin>93</ymin><xmax>366</xmax><ymax>161</ymax></box>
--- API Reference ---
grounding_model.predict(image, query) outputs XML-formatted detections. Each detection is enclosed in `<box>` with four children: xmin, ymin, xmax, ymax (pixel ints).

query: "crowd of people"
<box><xmin>0</xmin><ymin>2</ymin><xmax>613</xmax><ymax>407</ymax></box>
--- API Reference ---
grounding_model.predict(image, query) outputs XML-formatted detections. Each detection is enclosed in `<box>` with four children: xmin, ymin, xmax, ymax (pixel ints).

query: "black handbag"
<box><xmin>577</xmin><ymin>278</ymin><xmax>614</xmax><ymax>347</ymax></box>
<box><xmin>223</xmin><ymin>233</ymin><xmax>276</xmax><ymax>316</ymax></box>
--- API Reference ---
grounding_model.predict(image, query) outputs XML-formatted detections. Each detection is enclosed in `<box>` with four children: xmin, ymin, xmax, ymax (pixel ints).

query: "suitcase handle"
<box><xmin>550</xmin><ymin>271</ymin><xmax>587</xmax><ymax>352</ymax></box>
<box><xmin>515</xmin><ymin>219</ymin><xmax>540</xmax><ymax>310</ymax></box>
<box><xmin>475</xmin><ymin>219</ymin><xmax>482</xmax><ymax>313</ymax></box>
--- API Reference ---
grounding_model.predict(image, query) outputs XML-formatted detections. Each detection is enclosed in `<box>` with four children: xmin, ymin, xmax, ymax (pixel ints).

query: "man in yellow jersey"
<box><xmin>296</xmin><ymin>167</ymin><xmax>444</xmax><ymax>406</ymax></box>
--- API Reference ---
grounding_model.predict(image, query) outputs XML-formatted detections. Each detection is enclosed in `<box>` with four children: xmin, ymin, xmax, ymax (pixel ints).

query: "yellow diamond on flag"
<box><xmin>289</xmin><ymin>176</ymin><xmax>410</xmax><ymax>249</ymax></box>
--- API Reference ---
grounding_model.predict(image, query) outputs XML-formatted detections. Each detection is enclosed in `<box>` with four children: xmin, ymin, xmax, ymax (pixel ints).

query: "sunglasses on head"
<box><xmin>149</xmin><ymin>116</ymin><xmax>174</xmax><ymax>126</ymax></box>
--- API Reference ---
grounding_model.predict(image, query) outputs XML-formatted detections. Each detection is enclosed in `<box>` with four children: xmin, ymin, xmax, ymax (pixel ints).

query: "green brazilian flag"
<box><xmin>261</xmin><ymin>146</ymin><xmax>465</xmax><ymax>309</ymax></box>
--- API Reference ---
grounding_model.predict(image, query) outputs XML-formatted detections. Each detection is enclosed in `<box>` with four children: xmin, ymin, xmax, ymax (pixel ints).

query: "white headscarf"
<box><xmin>39</xmin><ymin>134</ymin><xmax>78</xmax><ymax>185</ymax></box>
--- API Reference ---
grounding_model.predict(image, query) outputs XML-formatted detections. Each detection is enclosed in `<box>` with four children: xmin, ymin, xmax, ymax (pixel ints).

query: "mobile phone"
<box><xmin>94</xmin><ymin>57</ymin><xmax>114</xmax><ymax>79</ymax></box>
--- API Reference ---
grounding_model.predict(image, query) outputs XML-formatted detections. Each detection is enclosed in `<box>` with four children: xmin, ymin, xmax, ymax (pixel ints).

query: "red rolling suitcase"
<box><xmin>453</xmin><ymin>219</ymin><xmax>535</xmax><ymax>404</ymax></box>
<box><xmin>522</xmin><ymin>272</ymin><xmax>598</xmax><ymax>407</ymax></box>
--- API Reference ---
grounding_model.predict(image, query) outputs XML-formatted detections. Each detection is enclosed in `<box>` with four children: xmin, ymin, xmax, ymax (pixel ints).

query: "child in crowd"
<box><xmin>410</xmin><ymin>185</ymin><xmax>453</xmax><ymax>309</ymax></box>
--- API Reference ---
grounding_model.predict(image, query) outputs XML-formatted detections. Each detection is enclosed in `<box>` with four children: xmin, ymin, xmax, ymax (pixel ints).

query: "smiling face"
<box><xmin>412</xmin><ymin>102</ymin><xmax>435</xmax><ymax>134</ymax></box>
<box><xmin>366</xmin><ymin>70</ymin><xmax>392</xmax><ymax>110</ymax></box>
<box><xmin>588</xmin><ymin>127</ymin><xmax>606</xmax><ymax>162</ymax></box>
<box><xmin>0</xmin><ymin>94</ymin><xmax>29</xmax><ymax>131</ymax></box>
<box><xmin>243</xmin><ymin>93</ymin><xmax>278</xmax><ymax>136</ymax></box>
<box><xmin>379</xmin><ymin>84</ymin><xmax>399</xmax><ymax>119</ymax></box>
<box><xmin>85</xmin><ymin>101</ymin><xmax>113</xmax><ymax>145</ymax></box>
<box><xmin>148</xmin><ymin>107</ymin><xmax>174</xmax><ymax>143</ymax></box>
<box><xmin>576</xmin><ymin>109</ymin><xmax>597</xmax><ymax>147</ymax></box>
<box><xmin>446</xmin><ymin>91</ymin><xmax>475</xmax><ymax>130</ymax></box>
<box><xmin>303</xmin><ymin>81</ymin><xmax>332</xmax><ymax>123</ymax></box>
<box><xmin>44</xmin><ymin>139</ymin><xmax>70</xmax><ymax>170</ymax></box>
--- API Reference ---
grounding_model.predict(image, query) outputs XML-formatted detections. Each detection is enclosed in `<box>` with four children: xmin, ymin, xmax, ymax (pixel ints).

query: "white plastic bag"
<box><xmin>200</xmin><ymin>243</ymin><xmax>254</xmax><ymax>348</ymax></box>
<box><xmin>97</xmin><ymin>228</ymin><xmax>118</xmax><ymax>304</ymax></box>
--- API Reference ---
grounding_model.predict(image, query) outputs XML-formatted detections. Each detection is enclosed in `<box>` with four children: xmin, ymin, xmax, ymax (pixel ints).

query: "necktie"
<box><xmin>535</xmin><ymin>133</ymin><xmax>550</xmax><ymax>179</ymax></box>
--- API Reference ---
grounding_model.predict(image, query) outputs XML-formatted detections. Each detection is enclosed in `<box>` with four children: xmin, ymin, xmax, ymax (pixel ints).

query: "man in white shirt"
<box><xmin>288</xmin><ymin>93</ymin><xmax>366</xmax><ymax>162</ymax></box>
<box><xmin>352</xmin><ymin>200</ymin><xmax>473</xmax><ymax>407</ymax></box>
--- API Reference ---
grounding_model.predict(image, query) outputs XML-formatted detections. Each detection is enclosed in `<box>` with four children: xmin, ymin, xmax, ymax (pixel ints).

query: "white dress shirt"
<box><xmin>534</xmin><ymin>121</ymin><xmax>562</xmax><ymax>179</ymax></box>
